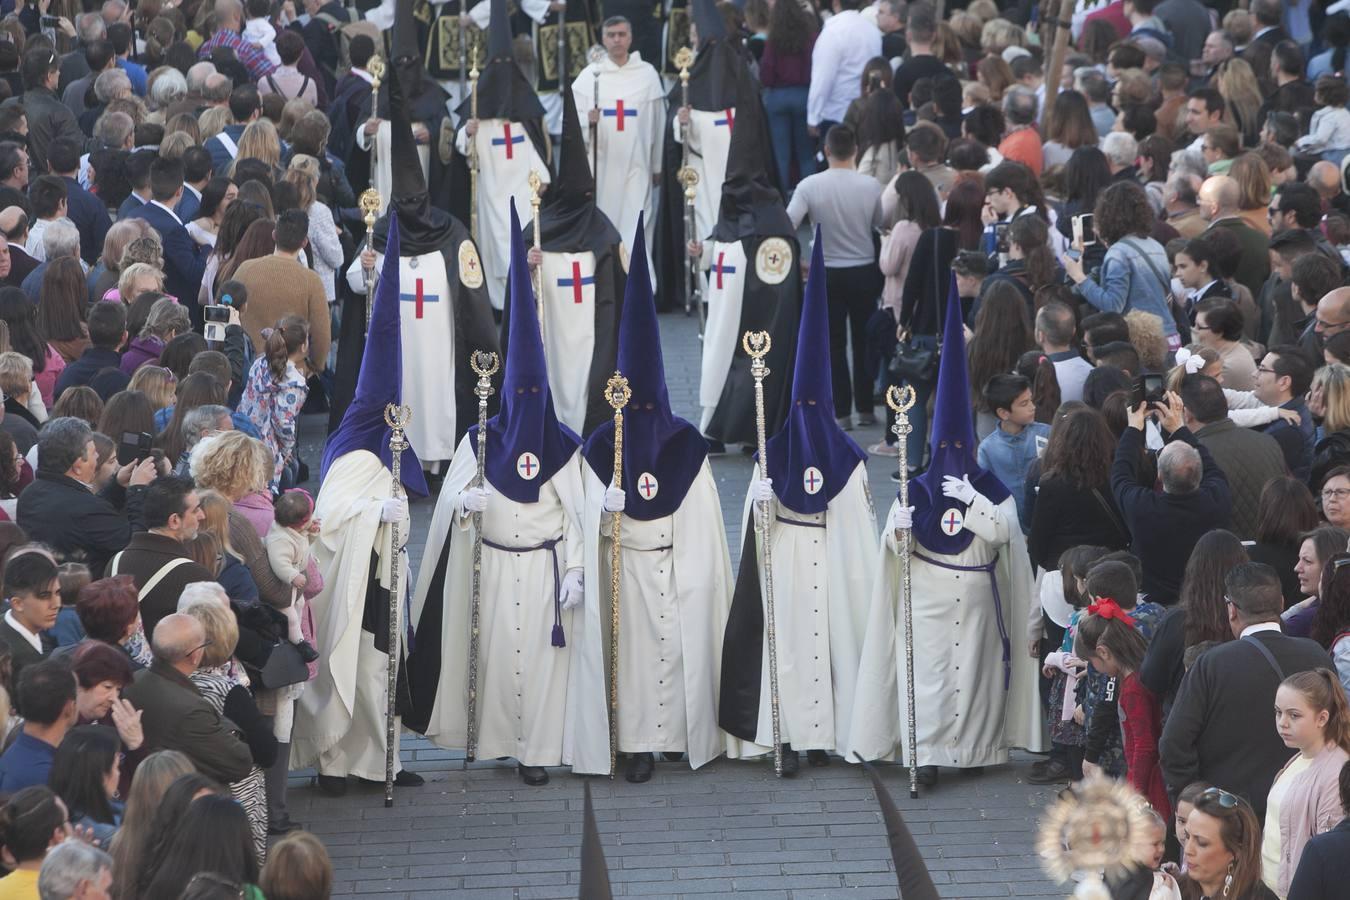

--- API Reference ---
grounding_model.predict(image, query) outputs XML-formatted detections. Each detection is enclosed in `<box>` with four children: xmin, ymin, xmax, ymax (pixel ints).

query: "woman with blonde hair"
<box><xmin>980</xmin><ymin>18</ymin><xmax>1024</xmax><ymax>57</ymax></box>
<box><xmin>1214</xmin><ymin>58</ymin><xmax>1264</xmax><ymax>147</ymax></box>
<box><xmin>1231</xmin><ymin>153</ymin><xmax>1274</xmax><ymax>235</ymax></box>
<box><xmin>231</xmin><ymin>118</ymin><xmax>282</xmax><ymax>174</ymax></box>
<box><xmin>198</xmin><ymin>106</ymin><xmax>229</xmax><ymax>142</ymax></box>
<box><xmin>284</xmin><ymin>155</ymin><xmax>341</xmax><ymax>302</ymax></box>
<box><xmin>1311</xmin><ymin>364</ymin><xmax>1350</xmax><ymax>489</ymax></box>
<box><xmin>87</xmin><ymin>219</ymin><xmax>155</xmax><ymax>304</ymax></box>
<box><xmin>165</xmin><ymin>112</ymin><xmax>200</xmax><ymax>143</ymax></box>
<box><xmin>261</xmin><ymin>832</ymin><xmax>333</xmax><ymax>900</ymax></box>
<box><xmin>128</xmin><ymin>364</ymin><xmax>177</xmax><ymax>412</ymax></box>
<box><xmin>157</xmin><ymin>130</ymin><xmax>194</xmax><ymax>160</ymax></box>
<box><xmin>114</xmin><ymin>262</ymin><xmax>165</xmax><ymax>305</ymax></box>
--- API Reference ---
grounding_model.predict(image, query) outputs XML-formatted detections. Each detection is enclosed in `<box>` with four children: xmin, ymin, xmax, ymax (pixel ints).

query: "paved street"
<box><xmin>294</xmin><ymin>310</ymin><xmax>1065</xmax><ymax>898</ymax></box>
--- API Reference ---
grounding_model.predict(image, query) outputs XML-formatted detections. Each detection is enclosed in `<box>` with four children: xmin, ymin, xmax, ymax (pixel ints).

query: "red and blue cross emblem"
<box><xmin>603</xmin><ymin>100</ymin><xmax>637</xmax><ymax>131</ymax></box>
<box><xmin>714</xmin><ymin>252</ymin><xmax>737</xmax><ymax>289</ymax></box>
<box><xmin>940</xmin><ymin>507</ymin><xmax>964</xmax><ymax>535</ymax></box>
<box><xmin>802</xmin><ymin>466</ymin><xmax>823</xmax><ymax>495</ymax></box>
<box><xmin>556</xmin><ymin>262</ymin><xmax>595</xmax><ymax>303</ymax></box>
<box><xmin>714</xmin><ymin>108</ymin><xmax>734</xmax><ymax>129</ymax></box>
<box><xmin>399</xmin><ymin>278</ymin><xmax>438</xmax><ymax>319</ymax></box>
<box><xmin>516</xmin><ymin>452</ymin><xmax>540</xmax><ymax>481</ymax></box>
<box><xmin>636</xmin><ymin>472</ymin><xmax>659</xmax><ymax>500</ymax></box>
<box><xmin>492</xmin><ymin>123</ymin><xmax>525</xmax><ymax>159</ymax></box>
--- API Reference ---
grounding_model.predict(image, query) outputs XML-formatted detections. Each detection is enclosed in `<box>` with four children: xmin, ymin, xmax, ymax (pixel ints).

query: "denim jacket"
<box><xmin>976</xmin><ymin>421</ymin><xmax>1050</xmax><ymax>531</ymax></box>
<box><xmin>1073</xmin><ymin>236</ymin><xmax>1178</xmax><ymax>338</ymax></box>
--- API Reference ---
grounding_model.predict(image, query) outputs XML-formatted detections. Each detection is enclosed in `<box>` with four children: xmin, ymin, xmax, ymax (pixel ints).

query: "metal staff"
<box><xmin>359</xmin><ymin>188</ymin><xmax>382</xmax><ymax>334</ymax></box>
<box><xmin>528</xmin><ymin>169</ymin><xmax>544</xmax><ymax>337</ymax></box>
<box><xmin>382</xmin><ymin>401</ymin><xmax>412</xmax><ymax>808</ymax></box>
<box><xmin>457</xmin><ymin>4</ymin><xmax>468</xmax><ymax>108</ymax></box>
<box><xmin>556</xmin><ymin>1</ymin><xmax>567</xmax><ymax>92</ymax></box>
<box><xmin>468</xmin><ymin>47</ymin><xmax>481</xmax><ymax>243</ymax></box>
<box><xmin>588</xmin><ymin>45</ymin><xmax>604</xmax><ymax>180</ymax></box>
<box><xmin>742</xmin><ymin>332</ymin><xmax>784</xmax><ymax>776</ymax></box>
<box><xmin>674</xmin><ymin>46</ymin><xmax>700</xmax><ymax>331</ymax></box>
<box><xmin>367</xmin><ymin>55</ymin><xmax>385</xmax><ymax>191</ymax></box>
<box><xmin>885</xmin><ymin>384</ymin><xmax>920</xmax><ymax>799</ymax></box>
<box><xmin>603</xmin><ymin>372</ymin><xmax>631</xmax><ymax>777</ymax></box>
<box><xmin>465</xmin><ymin>350</ymin><xmax>499</xmax><ymax>763</ymax></box>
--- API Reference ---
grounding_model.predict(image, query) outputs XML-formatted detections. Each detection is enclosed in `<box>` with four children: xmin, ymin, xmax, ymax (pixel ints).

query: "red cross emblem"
<box><xmin>802</xmin><ymin>466</ymin><xmax>823</xmax><ymax>495</ymax></box>
<box><xmin>636</xmin><ymin>472</ymin><xmax>659</xmax><ymax>500</ymax></box>
<box><xmin>492</xmin><ymin>122</ymin><xmax>525</xmax><ymax>159</ymax></box>
<box><xmin>603</xmin><ymin>99</ymin><xmax>637</xmax><ymax>131</ymax></box>
<box><xmin>398</xmin><ymin>277</ymin><xmax>439</xmax><ymax>319</ymax></box>
<box><xmin>714</xmin><ymin>251</ymin><xmax>737</xmax><ymax>289</ymax></box>
<box><xmin>516</xmin><ymin>452</ymin><xmax>540</xmax><ymax>480</ymax></box>
<box><xmin>714</xmin><ymin>108</ymin><xmax>734</xmax><ymax>129</ymax></box>
<box><xmin>555</xmin><ymin>261</ymin><xmax>595</xmax><ymax>303</ymax></box>
<box><xmin>940</xmin><ymin>508</ymin><xmax>964</xmax><ymax>536</ymax></box>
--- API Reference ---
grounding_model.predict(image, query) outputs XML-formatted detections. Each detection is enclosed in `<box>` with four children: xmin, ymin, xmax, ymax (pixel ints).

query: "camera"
<box><xmin>117</xmin><ymin>431</ymin><xmax>155</xmax><ymax>467</ymax></box>
<box><xmin>204</xmin><ymin>304</ymin><xmax>231</xmax><ymax>343</ymax></box>
<box><xmin>1131</xmin><ymin>373</ymin><xmax>1166</xmax><ymax>408</ymax></box>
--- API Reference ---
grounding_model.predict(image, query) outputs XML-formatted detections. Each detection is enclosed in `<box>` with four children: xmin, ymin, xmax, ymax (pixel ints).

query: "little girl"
<box><xmin>1076</xmin><ymin>596</ymin><xmax>1171</xmax><ymax>821</ymax></box>
<box><xmin>266</xmin><ymin>489</ymin><xmax>323</xmax><ymax>665</ymax></box>
<box><xmin>1295</xmin><ymin>75</ymin><xmax>1350</xmax><ymax>164</ymax></box>
<box><xmin>1262</xmin><ymin>669</ymin><xmax>1350</xmax><ymax>898</ymax></box>
<box><xmin>240</xmin><ymin>316</ymin><xmax>309</xmax><ymax>491</ymax></box>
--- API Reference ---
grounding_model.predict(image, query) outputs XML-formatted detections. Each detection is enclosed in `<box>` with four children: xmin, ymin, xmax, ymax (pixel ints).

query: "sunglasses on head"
<box><xmin>1199</xmin><ymin>787</ymin><xmax>1241</xmax><ymax>809</ymax></box>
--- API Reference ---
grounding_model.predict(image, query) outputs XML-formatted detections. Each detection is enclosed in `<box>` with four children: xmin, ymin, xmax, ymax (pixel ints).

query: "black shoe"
<box><xmin>316</xmin><ymin>774</ymin><xmax>347</xmax><ymax>797</ymax></box>
<box><xmin>779</xmin><ymin>746</ymin><xmax>799</xmax><ymax>777</ymax></box>
<box><xmin>1026</xmin><ymin>760</ymin><xmax>1072</xmax><ymax>784</ymax></box>
<box><xmin>890</xmin><ymin>469</ymin><xmax>902</xmax><ymax>483</ymax></box>
<box><xmin>916</xmin><ymin>765</ymin><xmax>939</xmax><ymax>787</ymax></box>
<box><xmin>518</xmin><ymin>764</ymin><xmax>549</xmax><ymax>786</ymax></box>
<box><xmin>806</xmin><ymin>750</ymin><xmax>830</xmax><ymax>767</ymax></box>
<box><xmin>393</xmin><ymin>769</ymin><xmax>424</xmax><ymax>787</ymax></box>
<box><xmin>268</xmin><ymin>816</ymin><xmax>303</xmax><ymax>835</ymax></box>
<box><xmin>294</xmin><ymin>640</ymin><xmax>319</xmax><ymax>663</ymax></box>
<box><xmin>661</xmin><ymin>752</ymin><xmax>684</xmax><ymax>762</ymax></box>
<box><xmin>626</xmin><ymin>752</ymin><xmax>655</xmax><ymax>784</ymax></box>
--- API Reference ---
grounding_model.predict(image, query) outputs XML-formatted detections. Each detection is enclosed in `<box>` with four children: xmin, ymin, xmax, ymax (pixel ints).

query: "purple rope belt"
<box><xmin>775</xmin><ymin>515</ymin><xmax>825</xmax><ymax>529</ymax></box>
<box><xmin>482</xmin><ymin>536</ymin><xmax>565</xmax><ymax>648</ymax></box>
<box><xmin>912</xmin><ymin>550</ymin><xmax>1010</xmax><ymax>689</ymax></box>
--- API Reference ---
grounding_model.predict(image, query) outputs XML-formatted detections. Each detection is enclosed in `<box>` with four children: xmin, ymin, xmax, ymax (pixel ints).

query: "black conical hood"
<box><xmin>709</xmin><ymin>61</ymin><xmax>790</xmax><ymax>242</ymax></box>
<box><xmin>389</xmin><ymin>0</ymin><xmax>427</xmax><ymax>100</ymax></box>
<box><xmin>533</xmin><ymin>84</ymin><xmax>620</xmax><ymax>254</ymax></box>
<box><xmin>855</xmin><ymin>757</ymin><xmax>940</xmax><ymax>900</ymax></box>
<box><xmin>455</xmin><ymin>0</ymin><xmax>546</xmax><ymax>122</ymax></box>
<box><xmin>579</xmin><ymin>783</ymin><xmax>613</xmax><ymax>898</ymax></box>
<box><xmin>487</xmin><ymin>0</ymin><xmax>512</xmax><ymax>62</ymax></box>
<box><xmin>692</xmin><ymin>0</ymin><xmax>726</xmax><ymax>43</ymax></box>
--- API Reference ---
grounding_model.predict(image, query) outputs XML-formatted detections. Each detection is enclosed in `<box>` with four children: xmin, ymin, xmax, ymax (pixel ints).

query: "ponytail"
<box><xmin>263</xmin><ymin>315</ymin><xmax>308</xmax><ymax>383</ymax></box>
<box><xmin>1017</xmin><ymin>351</ymin><xmax>1060</xmax><ymax>425</ymax></box>
<box><xmin>1282</xmin><ymin>669</ymin><xmax>1350</xmax><ymax>754</ymax></box>
<box><xmin>0</xmin><ymin>786</ymin><xmax>66</xmax><ymax>864</ymax></box>
<box><xmin>1075</xmin><ymin>609</ymin><xmax>1147</xmax><ymax>674</ymax></box>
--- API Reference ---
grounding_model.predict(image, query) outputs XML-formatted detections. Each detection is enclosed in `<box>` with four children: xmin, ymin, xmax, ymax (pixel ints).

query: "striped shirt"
<box><xmin>197</xmin><ymin>28</ymin><xmax>277</xmax><ymax>81</ymax></box>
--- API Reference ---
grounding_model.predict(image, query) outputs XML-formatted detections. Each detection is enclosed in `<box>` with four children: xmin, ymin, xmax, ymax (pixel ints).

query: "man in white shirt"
<box><xmin>1035</xmin><ymin>302</ymin><xmax>1093</xmax><ymax>405</ymax></box>
<box><xmin>806</xmin><ymin>0</ymin><xmax>881</xmax><ymax>144</ymax></box>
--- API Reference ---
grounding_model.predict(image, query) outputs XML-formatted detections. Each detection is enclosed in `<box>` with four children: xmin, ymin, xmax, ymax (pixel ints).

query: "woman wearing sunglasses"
<box><xmin>1180</xmin><ymin>787</ymin><xmax>1277</xmax><ymax>899</ymax></box>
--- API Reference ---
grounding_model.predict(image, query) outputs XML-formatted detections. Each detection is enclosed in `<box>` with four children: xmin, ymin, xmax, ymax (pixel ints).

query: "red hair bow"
<box><xmin>1088</xmin><ymin>598</ymin><xmax>1135</xmax><ymax>626</ymax></box>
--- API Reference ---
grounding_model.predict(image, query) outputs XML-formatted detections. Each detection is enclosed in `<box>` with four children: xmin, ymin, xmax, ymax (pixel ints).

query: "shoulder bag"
<box><xmin>889</xmin><ymin>231</ymin><xmax>945</xmax><ymax>384</ymax></box>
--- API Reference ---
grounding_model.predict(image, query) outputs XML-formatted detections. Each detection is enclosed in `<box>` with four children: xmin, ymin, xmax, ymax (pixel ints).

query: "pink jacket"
<box><xmin>1273</xmin><ymin>743</ymin><xmax>1350</xmax><ymax>896</ymax></box>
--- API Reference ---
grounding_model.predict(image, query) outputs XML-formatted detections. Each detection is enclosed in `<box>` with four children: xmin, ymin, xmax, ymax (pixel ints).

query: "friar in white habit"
<box><xmin>455</xmin><ymin>0</ymin><xmax>552</xmax><ymax>310</ymax></box>
<box><xmin>576</xmin><ymin>216</ymin><xmax>741</xmax><ymax>784</ymax></box>
<box><xmin>571</xmin><ymin>14</ymin><xmax>665</xmax><ymax>281</ymax></box>
<box><xmin>718</xmin><ymin>231</ymin><xmax>875</xmax><ymax>775</ymax></box>
<box><xmin>847</xmin><ymin>276</ymin><xmax>1044</xmax><ymax>785</ymax></box>
<box><xmin>406</xmin><ymin>202</ymin><xmax>607</xmax><ymax>785</ymax></box>
<box><xmin>293</xmin><ymin>213</ymin><xmax>424</xmax><ymax>797</ymax></box>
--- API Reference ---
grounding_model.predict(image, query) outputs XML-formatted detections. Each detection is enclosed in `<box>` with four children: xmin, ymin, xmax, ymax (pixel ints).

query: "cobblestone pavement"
<box><xmin>294</xmin><ymin>311</ymin><xmax>1065</xmax><ymax>898</ymax></box>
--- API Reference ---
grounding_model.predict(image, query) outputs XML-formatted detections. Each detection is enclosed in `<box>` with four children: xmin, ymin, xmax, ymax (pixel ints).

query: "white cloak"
<box><xmin>455</xmin><ymin>118</ymin><xmax>551</xmax><ymax>309</ymax></box>
<box><xmin>573</xmin><ymin>461</ymin><xmax>742</xmax><ymax>770</ymax></box>
<box><xmin>846</xmin><ymin>490</ymin><xmax>1045</xmax><ymax>767</ymax></box>
<box><xmin>537</xmin><ymin>249</ymin><xmax>599</xmax><ymax>434</ymax></box>
<box><xmin>571</xmin><ymin>53</ymin><xmax>665</xmax><ymax>282</ymax></box>
<box><xmin>293</xmin><ymin>450</ymin><xmax>409</xmax><ymax>780</ymax></box>
<box><xmin>356</xmin><ymin>121</ymin><xmax>432</xmax><ymax>218</ymax></box>
<box><xmin>697</xmin><ymin>240</ymin><xmax>747</xmax><ymax>434</ymax></box>
<box><xmin>409</xmin><ymin>436</ymin><xmax>606</xmax><ymax>768</ymax></box>
<box><xmin>735</xmin><ymin>463</ymin><xmax>875</xmax><ymax>755</ymax></box>
<box><xmin>674</xmin><ymin>107</ymin><xmax>734</xmax><ymax>247</ymax></box>
<box><xmin>343</xmin><ymin>250</ymin><xmax>458</xmax><ymax>462</ymax></box>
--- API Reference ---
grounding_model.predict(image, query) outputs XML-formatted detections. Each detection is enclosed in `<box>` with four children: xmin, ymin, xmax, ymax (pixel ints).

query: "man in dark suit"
<box><xmin>122</xmin><ymin>613</ymin><xmax>254</xmax><ymax>786</ymax></box>
<box><xmin>175</xmin><ymin>146</ymin><xmax>212</xmax><ymax>224</ymax></box>
<box><xmin>49</xmin><ymin>139</ymin><xmax>108</xmax><ymax>267</ymax></box>
<box><xmin>108</xmin><ymin>476</ymin><xmax>212</xmax><ymax>637</ymax></box>
<box><xmin>1161</xmin><ymin>562</ymin><xmax>1333</xmax><ymax>820</ymax></box>
<box><xmin>0</xmin><ymin>552</ymin><xmax>60</xmax><ymax>683</ymax></box>
<box><xmin>1250</xmin><ymin>0</ymin><xmax>1289</xmax><ymax>47</ymax></box>
<box><xmin>127</xmin><ymin>157</ymin><xmax>206</xmax><ymax>329</ymax></box>
<box><xmin>115</xmin><ymin>149</ymin><xmax>154</xmax><ymax>220</ymax></box>
<box><xmin>1200</xmin><ymin>174</ymin><xmax>1271</xmax><ymax>302</ymax></box>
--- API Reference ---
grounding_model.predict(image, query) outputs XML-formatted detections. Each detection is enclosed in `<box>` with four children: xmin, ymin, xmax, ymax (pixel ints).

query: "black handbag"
<box><xmin>888</xmin><ymin>234</ymin><xmax>945</xmax><ymax>385</ymax></box>
<box><xmin>257</xmin><ymin>641</ymin><xmax>310</xmax><ymax>689</ymax></box>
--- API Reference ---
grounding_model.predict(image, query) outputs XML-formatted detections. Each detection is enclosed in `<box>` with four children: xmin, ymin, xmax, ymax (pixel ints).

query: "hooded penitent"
<box><xmin>473</xmin><ymin>200</ymin><xmax>580</xmax><ymax>504</ymax></box>
<box><xmin>321</xmin><ymin>213</ymin><xmax>428</xmax><ymax>497</ymax></box>
<box><xmin>763</xmin><ymin>230</ymin><xmax>866</xmax><ymax>514</ymax></box>
<box><xmin>582</xmin><ymin>215</ymin><xmax>707</xmax><ymax>520</ymax></box>
<box><xmin>532</xmin><ymin>86</ymin><xmax>621</xmax><ymax>255</ymax></box>
<box><xmin>454</xmin><ymin>0</ymin><xmax>546</xmax><ymax>124</ymax></box>
<box><xmin>909</xmin><ymin>274</ymin><xmax>1010</xmax><ymax>555</ymax></box>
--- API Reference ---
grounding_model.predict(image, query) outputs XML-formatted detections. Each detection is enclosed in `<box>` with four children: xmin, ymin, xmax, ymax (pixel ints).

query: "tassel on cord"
<box><xmin>552</xmin><ymin>594</ymin><xmax>566</xmax><ymax>648</ymax></box>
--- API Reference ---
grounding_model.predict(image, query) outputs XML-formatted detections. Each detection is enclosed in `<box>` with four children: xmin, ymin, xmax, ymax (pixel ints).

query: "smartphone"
<box><xmin>117</xmin><ymin>431</ymin><xmax>154</xmax><ymax>467</ymax></box>
<box><xmin>1131</xmin><ymin>373</ymin><xmax>1166</xmax><ymax>408</ymax></box>
<box><xmin>40</xmin><ymin>14</ymin><xmax>58</xmax><ymax>27</ymax></box>
<box><xmin>204</xmin><ymin>304</ymin><xmax>230</xmax><ymax>343</ymax></box>
<box><xmin>994</xmin><ymin>222</ymin><xmax>1011</xmax><ymax>256</ymax></box>
<box><xmin>1072</xmin><ymin>213</ymin><xmax>1096</xmax><ymax>248</ymax></box>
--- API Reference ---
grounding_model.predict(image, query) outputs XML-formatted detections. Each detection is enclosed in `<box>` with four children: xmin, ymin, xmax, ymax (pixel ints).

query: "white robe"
<box><xmin>409</xmin><ymin>437</ymin><xmax>605</xmax><ymax>768</ymax></box>
<box><xmin>736</xmin><ymin>463</ymin><xmax>875</xmax><ymax>755</ymax></box>
<box><xmin>674</xmin><ymin>107</ymin><xmax>734</xmax><ymax>246</ymax></box>
<box><xmin>293</xmin><ymin>450</ymin><xmax>409</xmax><ymax>780</ymax></box>
<box><xmin>571</xmin><ymin>53</ymin><xmax>665</xmax><ymax>282</ymax></box>
<box><xmin>697</xmin><ymin>240</ymin><xmax>746</xmax><ymax>434</ymax></box>
<box><xmin>537</xmin><ymin>249</ymin><xmax>599</xmax><ymax>434</ymax></box>
<box><xmin>343</xmin><ymin>251</ymin><xmax>458</xmax><ymax>462</ymax></box>
<box><xmin>846</xmin><ymin>490</ymin><xmax>1045</xmax><ymax>767</ymax></box>
<box><xmin>455</xmin><ymin>118</ymin><xmax>551</xmax><ymax>310</ymax></box>
<box><xmin>356</xmin><ymin>121</ymin><xmax>433</xmax><ymax>218</ymax></box>
<box><xmin>575</xmin><ymin>461</ymin><xmax>742</xmax><ymax>769</ymax></box>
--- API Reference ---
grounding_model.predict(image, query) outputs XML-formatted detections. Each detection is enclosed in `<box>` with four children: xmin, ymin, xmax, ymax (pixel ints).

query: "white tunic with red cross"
<box><xmin>537</xmin><ymin>249</ymin><xmax>599</xmax><ymax>434</ymax></box>
<box><xmin>456</xmin><ymin>118</ymin><xmax>551</xmax><ymax>311</ymax></box>
<box><xmin>674</xmin><ymin>107</ymin><xmax>735</xmax><ymax>249</ymax></box>
<box><xmin>697</xmin><ymin>240</ymin><xmax>747</xmax><ymax>433</ymax></box>
<box><xmin>571</xmin><ymin>53</ymin><xmax>665</xmax><ymax>282</ymax></box>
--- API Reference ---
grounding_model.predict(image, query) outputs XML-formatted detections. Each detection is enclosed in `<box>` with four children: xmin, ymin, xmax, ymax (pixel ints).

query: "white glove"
<box><xmin>379</xmin><ymin>497</ymin><xmax>409</xmax><ymax>524</ymax></box>
<box><xmin>941</xmin><ymin>474</ymin><xmax>977</xmax><ymax>505</ymax></box>
<box><xmin>459</xmin><ymin>486</ymin><xmax>490</xmax><ymax>515</ymax></box>
<box><xmin>560</xmin><ymin>567</ymin><xmax>584</xmax><ymax>610</ymax></box>
<box><xmin>750</xmin><ymin>477</ymin><xmax>774</xmax><ymax>504</ymax></box>
<box><xmin>887</xmin><ymin>504</ymin><xmax>914</xmax><ymax>533</ymax></box>
<box><xmin>603</xmin><ymin>485</ymin><xmax>626</xmax><ymax>513</ymax></box>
